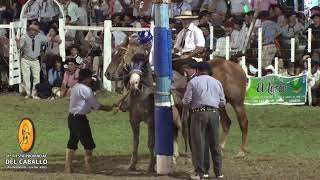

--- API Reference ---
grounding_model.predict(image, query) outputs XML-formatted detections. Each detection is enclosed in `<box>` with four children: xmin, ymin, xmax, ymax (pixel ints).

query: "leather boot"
<box><xmin>65</xmin><ymin>149</ymin><xmax>75</xmax><ymax>173</ymax></box>
<box><xmin>84</xmin><ymin>150</ymin><xmax>93</xmax><ymax>173</ymax></box>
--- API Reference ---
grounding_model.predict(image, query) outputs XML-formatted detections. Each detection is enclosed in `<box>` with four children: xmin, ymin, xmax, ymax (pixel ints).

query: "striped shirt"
<box><xmin>20</xmin><ymin>33</ymin><xmax>49</xmax><ymax>59</ymax></box>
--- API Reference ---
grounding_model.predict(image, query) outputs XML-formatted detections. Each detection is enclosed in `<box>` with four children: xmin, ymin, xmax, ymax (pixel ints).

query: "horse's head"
<box><xmin>105</xmin><ymin>32</ymin><xmax>153</xmax><ymax>92</ymax></box>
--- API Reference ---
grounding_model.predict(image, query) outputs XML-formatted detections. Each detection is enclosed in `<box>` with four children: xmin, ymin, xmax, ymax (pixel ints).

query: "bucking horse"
<box><xmin>105</xmin><ymin>33</ymin><xmax>249</xmax><ymax>171</ymax></box>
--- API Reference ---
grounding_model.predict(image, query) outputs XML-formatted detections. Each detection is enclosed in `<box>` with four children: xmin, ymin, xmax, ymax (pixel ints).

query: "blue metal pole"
<box><xmin>153</xmin><ymin>2</ymin><xmax>173</xmax><ymax>175</ymax></box>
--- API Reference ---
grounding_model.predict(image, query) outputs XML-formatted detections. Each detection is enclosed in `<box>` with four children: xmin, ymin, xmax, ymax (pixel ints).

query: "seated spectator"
<box><xmin>243</xmin><ymin>10</ymin><xmax>254</xmax><ymax>28</ymax></box>
<box><xmin>35</xmin><ymin>56</ymin><xmax>64</xmax><ymax>99</ymax></box>
<box><xmin>138</xmin><ymin>16</ymin><xmax>151</xmax><ymax>28</ymax></box>
<box><xmin>61</xmin><ymin>58</ymin><xmax>80</xmax><ymax>97</ymax></box>
<box><xmin>67</xmin><ymin>45</ymin><xmax>84</xmax><ymax>68</ymax></box>
<box><xmin>111</xmin><ymin>12</ymin><xmax>123</xmax><ymax>27</ymax></box>
<box><xmin>307</xmin><ymin>13</ymin><xmax>320</xmax><ymax>66</ymax></box>
<box><xmin>123</xmin><ymin>13</ymin><xmax>137</xmax><ymax>27</ymax></box>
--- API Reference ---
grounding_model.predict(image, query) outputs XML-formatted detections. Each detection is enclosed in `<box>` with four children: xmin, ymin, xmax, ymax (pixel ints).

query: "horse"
<box><xmin>106</xmin><ymin>33</ymin><xmax>249</xmax><ymax>158</ymax></box>
<box><xmin>105</xmin><ymin>35</ymin><xmax>185</xmax><ymax>172</ymax></box>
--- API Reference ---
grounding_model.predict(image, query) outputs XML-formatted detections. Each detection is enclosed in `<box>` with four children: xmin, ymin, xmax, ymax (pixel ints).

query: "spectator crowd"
<box><xmin>0</xmin><ymin>0</ymin><xmax>320</xmax><ymax>103</ymax></box>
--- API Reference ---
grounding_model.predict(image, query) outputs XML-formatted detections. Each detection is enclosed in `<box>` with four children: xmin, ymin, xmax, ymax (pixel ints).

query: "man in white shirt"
<box><xmin>174</xmin><ymin>11</ymin><xmax>206</xmax><ymax>59</ymax></box>
<box><xmin>65</xmin><ymin>69</ymin><xmax>113</xmax><ymax>174</ymax></box>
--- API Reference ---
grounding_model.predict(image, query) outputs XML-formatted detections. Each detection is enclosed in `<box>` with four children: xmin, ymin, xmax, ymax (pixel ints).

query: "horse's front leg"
<box><xmin>129</xmin><ymin>118</ymin><xmax>140</xmax><ymax>171</ymax></box>
<box><xmin>147</xmin><ymin>117</ymin><xmax>156</xmax><ymax>172</ymax></box>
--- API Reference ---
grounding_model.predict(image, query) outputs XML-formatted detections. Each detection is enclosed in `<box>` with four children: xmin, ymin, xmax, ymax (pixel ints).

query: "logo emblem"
<box><xmin>18</xmin><ymin>118</ymin><xmax>35</xmax><ymax>153</ymax></box>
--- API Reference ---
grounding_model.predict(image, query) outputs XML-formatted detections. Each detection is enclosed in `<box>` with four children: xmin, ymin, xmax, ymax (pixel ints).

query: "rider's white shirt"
<box><xmin>174</xmin><ymin>23</ymin><xmax>205</xmax><ymax>54</ymax></box>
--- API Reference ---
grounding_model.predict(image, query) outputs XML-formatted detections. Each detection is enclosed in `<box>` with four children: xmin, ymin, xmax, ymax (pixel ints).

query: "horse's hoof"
<box><xmin>173</xmin><ymin>157</ymin><xmax>177</xmax><ymax>165</ymax></box>
<box><xmin>147</xmin><ymin>166</ymin><xmax>156</xmax><ymax>173</ymax></box>
<box><xmin>128</xmin><ymin>165</ymin><xmax>137</xmax><ymax>171</ymax></box>
<box><xmin>235</xmin><ymin>151</ymin><xmax>246</xmax><ymax>158</ymax></box>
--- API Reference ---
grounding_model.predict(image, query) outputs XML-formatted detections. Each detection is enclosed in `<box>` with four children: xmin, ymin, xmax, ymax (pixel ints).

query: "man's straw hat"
<box><xmin>175</xmin><ymin>11</ymin><xmax>198</xmax><ymax>19</ymax></box>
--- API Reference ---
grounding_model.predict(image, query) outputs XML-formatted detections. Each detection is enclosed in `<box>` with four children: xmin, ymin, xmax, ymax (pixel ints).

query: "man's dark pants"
<box><xmin>190</xmin><ymin>110</ymin><xmax>222</xmax><ymax>176</ymax></box>
<box><xmin>67</xmin><ymin>114</ymin><xmax>96</xmax><ymax>150</ymax></box>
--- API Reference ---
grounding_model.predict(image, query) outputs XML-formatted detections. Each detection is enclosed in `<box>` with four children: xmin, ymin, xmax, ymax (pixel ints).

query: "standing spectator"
<box><xmin>65</xmin><ymin>15</ymin><xmax>76</xmax><ymax>47</ymax></box>
<box><xmin>39</xmin><ymin>0</ymin><xmax>59</xmax><ymax>34</ymax></box>
<box><xmin>174</xmin><ymin>11</ymin><xmax>205</xmax><ymax>59</ymax></box>
<box><xmin>182</xmin><ymin>62</ymin><xmax>225</xmax><ymax>180</ymax></box>
<box><xmin>230</xmin><ymin>0</ymin><xmax>251</xmax><ymax>16</ymax></box>
<box><xmin>171</xmin><ymin>0</ymin><xmax>192</xmax><ymax>18</ymax></box>
<box><xmin>60</xmin><ymin>0</ymin><xmax>80</xmax><ymax>24</ymax></box>
<box><xmin>280</xmin><ymin>12</ymin><xmax>304</xmax><ymax>74</ymax></box>
<box><xmin>60</xmin><ymin>58</ymin><xmax>80</xmax><ymax>97</ymax></box>
<box><xmin>78</xmin><ymin>0</ymin><xmax>88</xmax><ymax>26</ymax></box>
<box><xmin>269</xmin><ymin>4</ymin><xmax>286</xmax><ymax>27</ymax></box>
<box><xmin>193</xmin><ymin>10</ymin><xmax>212</xmax><ymax>26</ymax></box>
<box><xmin>13</xmin><ymin>0</ymin><xmax>27</xmax><ymax>19</ymax></box>
<box><xmin>24</xmin><ymin>0</ymin><xmax>40</xmax><ymax>21</ymax></box>
<box><xmin>307</xmin><ymin>14</ymin><xmax>320</xmax><ymax>65</ymax></box>
<box><xmin>251</xmin><ymin>0</ymin><xmax>277</xmax><ymax>12</ymax></box>
<box><xmin>133</xmin><ymin>0</ymin><xmax>152</xmax><ymax>17</ymax></box>
<box><xmin>208</xmin><ymin>0</ymin><xmax>227</xmax><ymax>18</ymax></box>
<box><xmin>16</xmin><ymin>24</ymin><xmax>60</xmax><ymax>99</ymax></box>
<box><xmin>46</xmin><ymin>26</ymin><xmax>61</xmax><ymax>55</ymax></box>
<box><xmin>259</xmin><ymin>11</ymin><xmax>281</xmax><ymax>69</ymax></box>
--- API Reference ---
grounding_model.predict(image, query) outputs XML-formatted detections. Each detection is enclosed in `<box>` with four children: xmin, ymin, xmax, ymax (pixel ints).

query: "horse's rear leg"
<box><xmin>147</xmin><ymin>120</ymin><xmax>156</xmax><ymax>172</ymax></box>
<box><xmin>233</xmin><ymin>104</ymin><xmax>249</xmax><ymax>157</ymax></box>
<box><xmin>219</xmin><ymin>106</ymin><xmax>232</xmax><ymax>150</ymax></box>
<box><xmin>129</xmin><ymin>121</ymin><xmax>140</xmax><ymax>171</ymax></box>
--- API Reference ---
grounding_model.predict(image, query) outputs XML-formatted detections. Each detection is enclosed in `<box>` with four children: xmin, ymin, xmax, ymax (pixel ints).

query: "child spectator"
<box><xmin>67</xmin><ymin>45</ymin><xmax>84</xmax><ymax>67</ymax></box>
<box><xmin>46</xmin><ymin>26</ymin><xmax>61</xmax><ymax>55</ymax></box>
<box><xmin>61</xmin><ymin>58</ymin><xmax>80</xmax><ymax>97</ymax></box>
<box><xmin>35</xmin><ymin>56</ymin><xmax>64</xmax><ymax>99</ymax></box>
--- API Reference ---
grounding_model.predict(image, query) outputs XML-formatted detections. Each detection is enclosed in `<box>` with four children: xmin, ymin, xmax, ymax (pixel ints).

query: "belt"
<box><xmin>22</xmin><ymin>56</ymin><xmax>38</xmax><ymax>61</ymax></box>
<box><xmin>69</xmin><ymin>113</ymin><xmax>86</xmax><ymax>117</ymax></box>
<box><xmin>191</xmin><ymin>106</ymin><xmax>218</xmax><ymax>113</ymax></box>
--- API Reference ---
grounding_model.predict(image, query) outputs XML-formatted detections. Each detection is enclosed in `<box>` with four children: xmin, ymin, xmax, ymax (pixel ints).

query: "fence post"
<box><xmin>241</xmin><ymin>56</ymin><xmax>247</xmax><ymax>75</ymax></box>
<box><xmin>291</xmin><ymin>38</ymin><xmax>295</xmax><ymax>63</ymax></box>
<box><xmin>209</xmin><ymin>25</ymin><xmax>213</xmax><ymax>60</ymax></box>
<box><xmin>226</xmin><ymin>36</ymin><xmax>230</xmax><ymax>60</ymax></box>
<box><xmin>103</xmin><ymin>20</ymin><xmax>112</xmax><ymax>91</ymax></box>
<box><xmin>307</xmin><ymin>28</ymin><xmax>312</xmax><ymax>106</ymax></box>
<box><xmin>154</xmin><ymin>2</ymin><xmax>173</xmax><ymax>175</ymax></box>
<box><xmin>258</xmin><ymin>28</ymin><xmax>262</xmax><ymax>77</ymax></box>
<box><xmin>59</xmin><ymin>18</ymin><xmax>66</xmax><ymax>62</ymax></box>
<box><xmin>274</xmin><ymin>57</ymin><xmax>279</xmax><ymax>75</ymax></box>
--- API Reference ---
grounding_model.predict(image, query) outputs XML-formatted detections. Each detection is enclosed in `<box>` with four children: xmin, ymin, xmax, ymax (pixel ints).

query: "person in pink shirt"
<box><xmin>61</xmin><ymin>58</ymin><xmax>80</xmax><ymax>97</ymax></box>
<box><xmin>251</xmin><ymin>0</ymin><xmax>277</xmax><ymax>12</ymax></box>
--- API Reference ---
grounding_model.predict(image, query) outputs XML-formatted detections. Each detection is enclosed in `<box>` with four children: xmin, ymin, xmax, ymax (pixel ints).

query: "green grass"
<box><xmin>0</xmin><ymin>91</ymin><xmax>319</xmax><ymax>170</ymax></box>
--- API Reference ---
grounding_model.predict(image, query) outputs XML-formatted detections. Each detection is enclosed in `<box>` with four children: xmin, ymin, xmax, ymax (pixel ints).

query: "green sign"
<box><xmin>245</xmin><ymin>74</ymin><xmax>307</xmax><ymax>105</ymax></box>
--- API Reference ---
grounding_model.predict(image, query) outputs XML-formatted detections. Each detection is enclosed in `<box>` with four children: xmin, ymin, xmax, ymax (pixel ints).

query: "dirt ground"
<box><xmin>1</xmin><ymin>154</ymin><xmax>319</xmax><ymax>180</ymax></box>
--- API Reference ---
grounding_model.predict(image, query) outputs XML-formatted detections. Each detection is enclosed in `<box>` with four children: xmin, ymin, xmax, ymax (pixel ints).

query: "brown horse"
<box><xmin>106</xmin><ymin>33</ymin><xmax>249</xmax><ymax>157</ymax></box>
<box><xmin>105</xmin><ymin>35</ymin><xmax>184</xmax><ymax>172</ymax></box>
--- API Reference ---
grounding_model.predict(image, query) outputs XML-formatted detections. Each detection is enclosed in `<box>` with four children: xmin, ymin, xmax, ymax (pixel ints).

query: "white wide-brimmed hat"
<box><xmin>175</xmin><ymin>11</ymin><xmax>198</xmax><ymax>19</ymax></box>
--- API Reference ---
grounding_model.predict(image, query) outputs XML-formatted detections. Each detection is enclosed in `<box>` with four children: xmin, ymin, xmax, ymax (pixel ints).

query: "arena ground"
<box><xmin>0</xmin><ymin>91</ymin><xmax>319</xmax><ymax>179</ymax></box>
